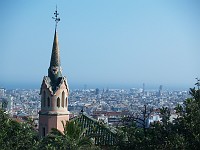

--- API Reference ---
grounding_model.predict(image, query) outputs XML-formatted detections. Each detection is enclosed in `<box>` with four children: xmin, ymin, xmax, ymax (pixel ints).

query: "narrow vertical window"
<box><xmin>57</xmin><ymin>97</ymin><xmax>60</xmax><ymax>107</ymax></box>
<box><xmin>62</xmin><ymin>91</ymin><xmax>65</xmax><ymax>107</ymax></box>
<box><xmin>65</xmin><ymin>97</ymin><xmax>68</xmax><ymax>107</ymax></box>
<box><xmin>47</xmin><ymin>97</ymin><xmax>50</xmax><ymax>107</ymax></box>
<box><xmin>43</xmin><ymin>91</ymin><xmax>46</xmax><ymax>107</ymax></box>
<box><xmin>42</xmin><ymin>127</ymin><xmax>45</xmax><ymax>137</ymax></box>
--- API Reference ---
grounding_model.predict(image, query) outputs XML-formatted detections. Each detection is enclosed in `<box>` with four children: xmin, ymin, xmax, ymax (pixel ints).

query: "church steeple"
<box><xmin>39</xmin><ymin>7</ymin><xmax>69</xmax><ymax>137</ymax></box>
<box><xmin>48</xmin><ymin>7</ymin><xmax>62</xmax><ymax>89</ymax></box>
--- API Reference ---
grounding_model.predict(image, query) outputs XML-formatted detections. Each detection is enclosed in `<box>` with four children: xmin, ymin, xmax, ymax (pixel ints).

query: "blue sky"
<box><xmin>0</xmin><ymin>0</ymin><xmax>200</xmax><ymax>90</ymax></box>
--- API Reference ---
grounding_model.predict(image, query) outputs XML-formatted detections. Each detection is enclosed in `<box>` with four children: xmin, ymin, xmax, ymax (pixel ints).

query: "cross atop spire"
<box><xmin>52</xmin><ymin>6</ymin><xmax>60</xmax><ymax>30</ymax></box>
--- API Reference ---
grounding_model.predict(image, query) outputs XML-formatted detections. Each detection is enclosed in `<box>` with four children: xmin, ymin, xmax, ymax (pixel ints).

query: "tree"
<box><xmin>0</xmin><ymin>109</ymin><xmax>39</xmax><ymax>150</ymax></box>
<box><xmin>39</xmin><ymin>120</ymin><xmax>98</xmax><ymax>150</ymax></box>
<box><xmin>174</xmin><ymin>78</ymin><xmax>200</xmax><ymax>149</ymax></box>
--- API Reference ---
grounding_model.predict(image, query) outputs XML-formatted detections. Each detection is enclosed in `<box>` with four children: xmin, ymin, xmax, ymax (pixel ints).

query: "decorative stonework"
<box><xmin>40</xmin><ymin>76</ymin><xmax>69</xmax><ymax>95</ymax></box>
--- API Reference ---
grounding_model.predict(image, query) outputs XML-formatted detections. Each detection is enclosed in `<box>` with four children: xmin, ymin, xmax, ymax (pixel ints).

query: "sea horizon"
<box><xmin>0</xmin><ymin>82</ymin><xmax>192</xmax><ymax>91</ymax></box>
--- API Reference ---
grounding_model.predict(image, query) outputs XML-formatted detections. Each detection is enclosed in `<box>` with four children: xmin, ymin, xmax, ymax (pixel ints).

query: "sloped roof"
<box><xmin>71</xmin><ymin>112</ymin><xmax>118</xmax><ymax>146</ymax></box>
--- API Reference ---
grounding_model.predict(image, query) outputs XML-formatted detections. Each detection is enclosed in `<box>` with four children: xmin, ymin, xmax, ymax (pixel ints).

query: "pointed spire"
<box><xmin>50</xmin><ymin>29</ymin><xmax>60</xmax><ymax>67</ymax></box>
<box><xmin>48</xmin><ymin>8</ymin><xmax>62</xmax><ymax>88</ymax></box>
<box><xmin>48</xmin><ymin>29</ymin><xmax>62</xmax><ymax>85</ymax></box>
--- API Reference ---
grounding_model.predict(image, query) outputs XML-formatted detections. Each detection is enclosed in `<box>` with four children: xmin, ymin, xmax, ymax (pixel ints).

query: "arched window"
<box><xmin>43</xmin><ymin>91</ymin><xmax>46</xmax><ymax>107</ymax></box>
<box><xmin>47</xmin><ymin>97</ymin><xmax>50</xmax><ymax>107</ymax></box>
<box><xmin>65</xmin><ymin>97</ymin><xmax>68</xmax><ymax>107</ymax></box>
<box><xmin>62</xmin><ymin>91</ymin><xmax>65</xmax><ymax>107</ymax></box>
<box><xmin>57</xmin><ymin>97</ymin><xmax>60</xmax><ymax>107</ymax></box>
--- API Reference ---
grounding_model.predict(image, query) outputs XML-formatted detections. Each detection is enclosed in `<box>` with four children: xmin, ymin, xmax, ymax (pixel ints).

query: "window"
<box><xmin>43</xmin><ymin>91</ymin><xmax>46</xmax><ymax>107</ymax></box>
<box><xmin>42</xmin><ymin>127</ymin><xmax>45</xmax><ymax>137</ymax></box>
<box><xmin>62</xmin><ymin>91</ymin><xmax>65</xmax><ymax>107</ymax></box>
<box><xmin>47</xmin><ymin>97</ymin><xmax>50</xmax><ymax>107</ymax></box>
<box><xmin>57</xmin><ymin>97</ymin><xmax>60</xmax><ymax>107</ymax></box>
<box><xmin>66</xmin><ymin>97</ymin><xmax>68</xmax><ymax>107</ymax></box>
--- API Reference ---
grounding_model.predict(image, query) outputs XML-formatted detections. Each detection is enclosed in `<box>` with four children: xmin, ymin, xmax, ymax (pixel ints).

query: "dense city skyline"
<box><xmin>0</xmin><ymin>0</ymin><xmax>200</xmax><ymax>90</ymax></box>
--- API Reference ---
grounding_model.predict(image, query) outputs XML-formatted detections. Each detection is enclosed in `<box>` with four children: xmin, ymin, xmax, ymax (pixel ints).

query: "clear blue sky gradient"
<box><xmin>0</xmin><ymin>0</ymin><xmax>200</xmax><ymax>89</ymax></box>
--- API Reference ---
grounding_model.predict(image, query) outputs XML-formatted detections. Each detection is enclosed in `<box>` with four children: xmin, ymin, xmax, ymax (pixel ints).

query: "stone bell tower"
<box><xmin>39</xmin><ymin>8</ymin><xmax>69</xmax><ymax>137</ymax></box>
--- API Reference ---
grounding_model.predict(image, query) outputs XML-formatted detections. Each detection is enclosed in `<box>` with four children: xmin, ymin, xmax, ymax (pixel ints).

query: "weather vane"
<box><xmin>52</xmin><ymin>6</ymin><xmax>60</xmax><ymax>29</ymax></box>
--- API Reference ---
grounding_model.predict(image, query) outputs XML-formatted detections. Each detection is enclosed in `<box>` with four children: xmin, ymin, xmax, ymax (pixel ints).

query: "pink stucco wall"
<box><xmin>39</xmin><ymin>79</ymin><xmax>70</xmax><ymax>137</ymax></box>
<box><xmin>39</xmin><ymin>114</ymin><xmax>69</xmax><ymax>136</ymax></box>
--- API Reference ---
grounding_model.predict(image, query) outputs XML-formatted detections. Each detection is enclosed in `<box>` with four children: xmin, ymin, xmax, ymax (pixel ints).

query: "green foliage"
<box><xmin>0</xmin><ymin>109</ymin><xmax>39</xmax><ymax>150</ymax></box>
<box><xmin>39</xmin><ymin>120</ymin><xmax>97</xmax><ymax>150</ymax></box>
<box><xmin>175</xmin><ymin>87</ymin><xmax>200</xmax><ymax>149</ymax></box>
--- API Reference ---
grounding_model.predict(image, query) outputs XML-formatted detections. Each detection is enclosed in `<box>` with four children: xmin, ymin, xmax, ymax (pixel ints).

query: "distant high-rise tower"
<box><xmin>143</xmin><ymin>83</ymin><xmax>145</xmax><ymax>95</ymax></box>
<box><xmin>39</xmin><ymin>8</ymin><xmax>69</xmax><ymax>137</ymax></box>
<box><xmin>158</xmin><ymin>85</ymin><xmax>163</xmax><ymax>96</ymax></box>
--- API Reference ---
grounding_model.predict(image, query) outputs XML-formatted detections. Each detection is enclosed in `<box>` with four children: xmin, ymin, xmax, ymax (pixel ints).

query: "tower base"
<box><xmin>39</xmin><ymin>112</ymin><xmax>69</xmax><ymax>137</ymax></box>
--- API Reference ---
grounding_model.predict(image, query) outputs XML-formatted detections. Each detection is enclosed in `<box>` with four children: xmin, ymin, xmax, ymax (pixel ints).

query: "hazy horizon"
<box><xmin>0</xmin><ymin>81</ymin><xmax>192</xmax><ymax>91</ymax></box>
<box><xmin>0</xmin><ymin>0</ymin><xmax>199</xmax><ymax>91</ymax></box>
